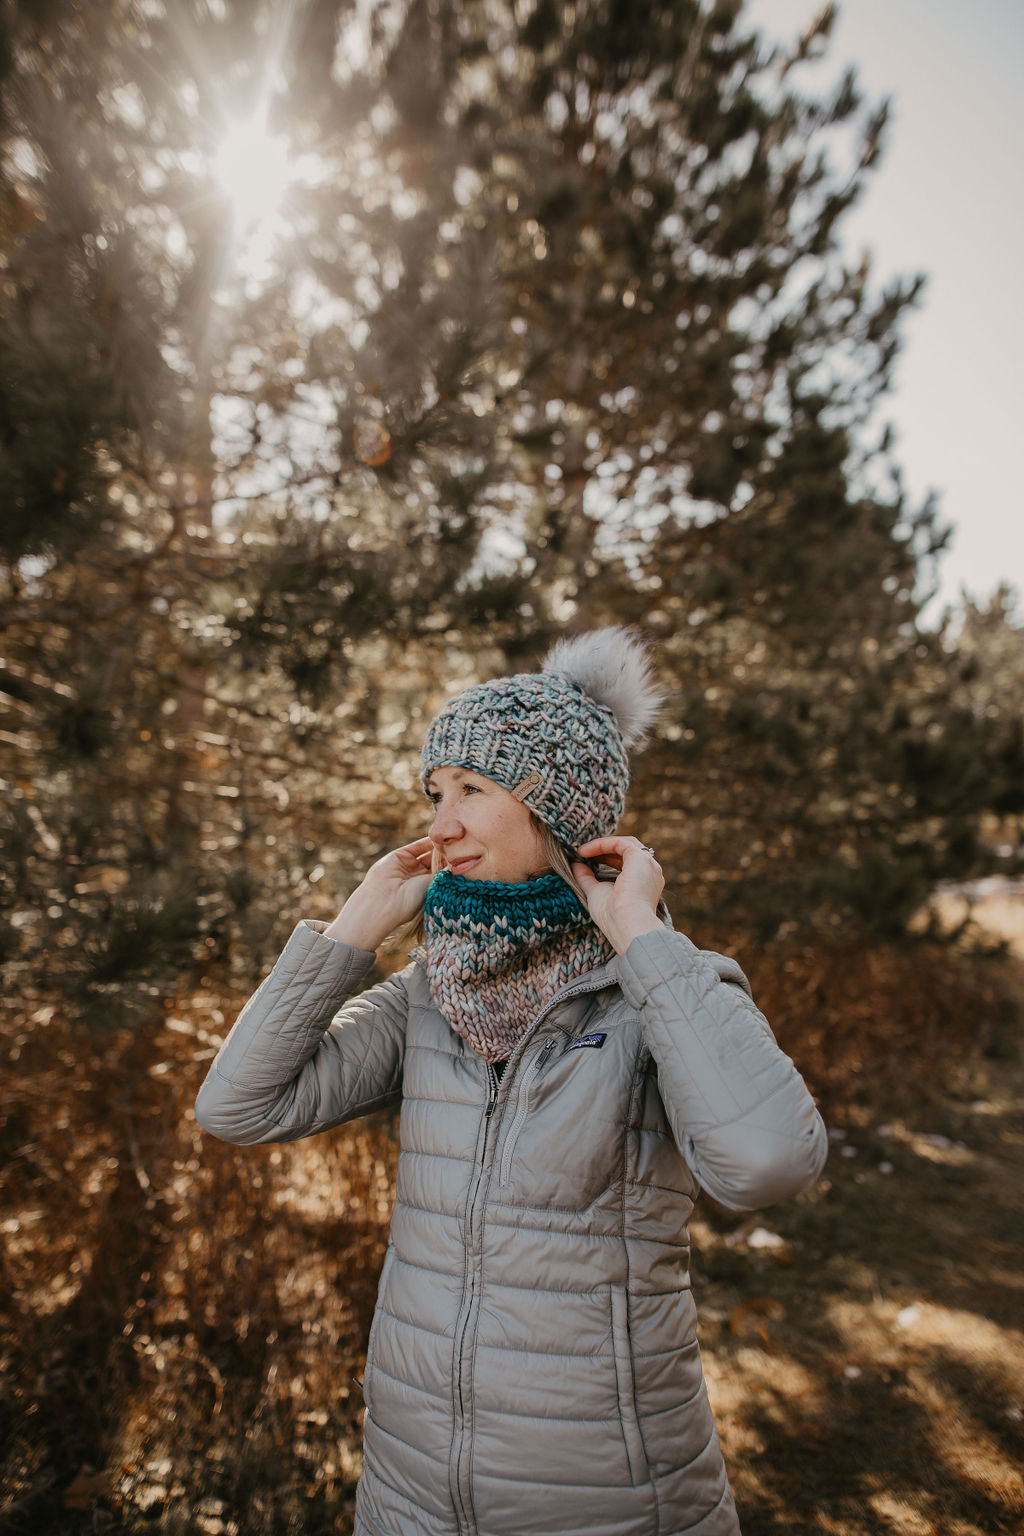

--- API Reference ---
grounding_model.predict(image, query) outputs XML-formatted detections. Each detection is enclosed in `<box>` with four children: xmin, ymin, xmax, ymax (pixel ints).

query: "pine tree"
<box><xmin>3</xmin><ymin>0</ymin><xmax>1021</xmax><ymax>995</ymax></box>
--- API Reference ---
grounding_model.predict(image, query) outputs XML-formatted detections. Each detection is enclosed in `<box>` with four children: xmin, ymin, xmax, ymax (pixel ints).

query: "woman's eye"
<box><xmin>426</xmin><ymin>784</ymin><xmax>479</xmax><ymax>804</ymax></box>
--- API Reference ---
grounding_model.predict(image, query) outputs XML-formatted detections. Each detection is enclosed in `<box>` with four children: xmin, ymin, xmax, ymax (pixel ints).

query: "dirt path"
<box><xmin>695</xmin><ymin>1050</ymin><xmax>1024</xmax><ymax>1534</ymax></box>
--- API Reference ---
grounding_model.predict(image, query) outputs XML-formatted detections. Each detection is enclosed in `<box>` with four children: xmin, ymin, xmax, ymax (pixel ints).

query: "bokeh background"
<box><xmin>2</xmin><ymin>2</ymin><xmax>1022</xmax><ymax>1532</ymax></box>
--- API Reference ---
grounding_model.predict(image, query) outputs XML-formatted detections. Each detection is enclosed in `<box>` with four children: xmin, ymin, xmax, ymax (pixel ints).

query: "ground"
<box><xmin>699</xmin><ymin>1058</ymin><xmax>1024</xmax><ymax>1534</ymax></box>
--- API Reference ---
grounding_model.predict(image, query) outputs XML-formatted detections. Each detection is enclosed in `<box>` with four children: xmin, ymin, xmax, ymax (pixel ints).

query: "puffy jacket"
<box><xmin>196</xmin><ymin>919</ymin><xmax>828</xmax><ymax>1536</ymax></box>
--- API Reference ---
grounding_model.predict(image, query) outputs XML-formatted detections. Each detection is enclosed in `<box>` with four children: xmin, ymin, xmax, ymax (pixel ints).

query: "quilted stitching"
<box><xmin>197</xmin><ymin>920</ymin><xmax>826</xmax><ymax>1536</ymax></box>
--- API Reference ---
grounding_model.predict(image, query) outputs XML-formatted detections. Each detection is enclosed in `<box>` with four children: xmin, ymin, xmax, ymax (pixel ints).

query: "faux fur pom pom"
<box><xmin>541</xmin><ymin>627</ymin><xmax>663</xmax><ymax>747</ymax></box>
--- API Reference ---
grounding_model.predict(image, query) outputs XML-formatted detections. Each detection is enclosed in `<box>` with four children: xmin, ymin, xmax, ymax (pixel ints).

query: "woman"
<box><xmin>196</xmin><ymin>627</ymin><xmax>827</xmax><ymax>1536</ymax></box>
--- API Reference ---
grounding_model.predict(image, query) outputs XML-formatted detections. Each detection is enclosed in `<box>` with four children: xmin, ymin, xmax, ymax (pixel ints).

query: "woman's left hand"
<box><xmin>572</xmin><ymin>836</ymin><xmax>666</xmax><ymax>955</ymax></box>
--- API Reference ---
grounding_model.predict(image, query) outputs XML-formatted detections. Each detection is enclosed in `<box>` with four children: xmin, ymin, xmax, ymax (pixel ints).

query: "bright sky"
<box><xmin>746</xmin><ymin>0</ymin><xmax>1024</xmax><ymax>623</ymax></box>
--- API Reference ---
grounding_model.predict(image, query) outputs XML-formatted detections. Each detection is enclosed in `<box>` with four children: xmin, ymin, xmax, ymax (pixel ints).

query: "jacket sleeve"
<box><xmin>194</xmin><ymin>919</ymin><xmax>411</xmax><ymax>1146</ymax></box>
<box><xmin>614</xmin><ymin>926</ymin><xmax>828</xmax><ymax>1212</ymax></box>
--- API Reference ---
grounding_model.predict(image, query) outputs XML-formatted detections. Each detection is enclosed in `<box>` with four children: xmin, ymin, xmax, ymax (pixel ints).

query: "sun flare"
<box><xmin>211</xmin><ymin>111</ymin><xmax>293</xmax><ymax>277</ymax></box>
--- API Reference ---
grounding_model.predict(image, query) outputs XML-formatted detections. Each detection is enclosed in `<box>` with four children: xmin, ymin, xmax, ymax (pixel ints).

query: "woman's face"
<box><xmin>425</xmin><ymin>765</ymin><xmax>551</xmax><ymax>883</ymax></box>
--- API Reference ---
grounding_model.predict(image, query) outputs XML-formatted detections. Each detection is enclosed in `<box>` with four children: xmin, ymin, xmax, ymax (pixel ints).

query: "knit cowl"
<box><xmin>423</xmin><ymin>870</ymin><xmax>615</xmax><ymax>1064</ymax></box>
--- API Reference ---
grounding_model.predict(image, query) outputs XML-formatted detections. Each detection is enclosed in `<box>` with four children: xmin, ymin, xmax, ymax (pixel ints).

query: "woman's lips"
<box><xmin>448</xmin><ymin>856</ymin><xmax>481</xmax><ymax>875</ymax></box>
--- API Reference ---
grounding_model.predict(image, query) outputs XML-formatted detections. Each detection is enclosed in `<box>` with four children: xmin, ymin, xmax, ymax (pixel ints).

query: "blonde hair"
<box><xmin>383</xmin><ymin>816</ymin><xmax>607</xmax><ymax>953</ymax></box>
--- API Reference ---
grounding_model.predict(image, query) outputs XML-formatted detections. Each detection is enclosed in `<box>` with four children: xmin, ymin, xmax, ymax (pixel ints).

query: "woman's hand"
<box><xmin>572</xmin><ymin>836</ymin><xmax>665</xmax><ymax>956</ymax></box>
<box><xmin>323</xmin><ymin>836</ymin><xmax>435</xmax><ymax>951</ymax></box>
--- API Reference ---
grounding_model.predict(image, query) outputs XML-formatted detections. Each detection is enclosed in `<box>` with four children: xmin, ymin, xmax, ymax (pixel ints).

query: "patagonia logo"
<box><xmin>565</xmin><ymin>1032</ymin><xmax>607</xmax><ymax>1053</ymax></box>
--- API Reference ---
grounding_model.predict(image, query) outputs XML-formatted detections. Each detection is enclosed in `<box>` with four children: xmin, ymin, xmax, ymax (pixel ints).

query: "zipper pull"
<box><xmin>485</xmin><ymin>1065</ymin><xmax>499</xmax><ymax>1117</ymax></box>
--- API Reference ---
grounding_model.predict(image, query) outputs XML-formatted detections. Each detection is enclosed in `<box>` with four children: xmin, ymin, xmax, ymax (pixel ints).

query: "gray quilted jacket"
<box><xmin>196</xmin><ymin>918</ymin><xmax>827</xmax><ymax>1536</ymax></box>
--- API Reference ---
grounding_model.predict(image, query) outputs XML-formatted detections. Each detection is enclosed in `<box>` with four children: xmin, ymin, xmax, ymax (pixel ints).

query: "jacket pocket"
<box><xmin>610</xmin><ymin>1285</ymin><xmax>649</xmax><ymax>1486</ymax></box>
<box><xmin>499</xmin><ymin>1038</ymin><xmax>558</xmax><ymax>1188</ymax></box>
<box><xmin>362</xmin><ymin>1246</ymin><xmax>395</xmax><ymax>1417</ymax></box>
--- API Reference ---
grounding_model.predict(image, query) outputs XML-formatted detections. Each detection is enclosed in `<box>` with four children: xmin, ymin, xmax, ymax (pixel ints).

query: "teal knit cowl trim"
<box><xmin>423</xmin><ymin>870</ymin><xmax>615</xmax><ymax>1064</ymax></box>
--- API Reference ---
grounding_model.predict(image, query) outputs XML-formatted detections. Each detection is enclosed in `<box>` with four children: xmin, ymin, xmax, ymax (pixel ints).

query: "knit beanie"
<box><xmin>420</xmin><ymin>627</ymin><xmax>663</xmax><ymax>849</ymax></box>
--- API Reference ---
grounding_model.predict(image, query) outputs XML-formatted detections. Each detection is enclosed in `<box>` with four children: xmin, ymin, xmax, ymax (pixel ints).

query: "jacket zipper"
<box><xmin>452</xmin><ymin>1128</ymin><xmax>485</xmax><ymax>1531</ymax></box>
<box><xmin>499</xmin><ymin>1038</ymin><xmax>557</xmax><ymax>1187</ymax></box>
<box><xmin>451</xmin><ymin>1061</ymin><xmax>501</xmax><ymax>1536</ymax></box>
<box><xmin>450</xmin><ymin>970</ymin><xmax>614</xmax><ymax>1536</ymax></box>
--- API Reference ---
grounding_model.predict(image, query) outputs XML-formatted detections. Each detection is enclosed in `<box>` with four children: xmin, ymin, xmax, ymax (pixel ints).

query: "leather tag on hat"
<box><xmin>511</xmin><ymin>769</ymin><xmax>543</xmax><ymax>801</ymax></box>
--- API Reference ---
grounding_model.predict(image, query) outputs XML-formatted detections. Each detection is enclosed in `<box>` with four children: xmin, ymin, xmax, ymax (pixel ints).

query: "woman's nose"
<box><xmin>429</xmin><ymin>805</ymin><xmax>463</xmax><ymax>846</ymax></box>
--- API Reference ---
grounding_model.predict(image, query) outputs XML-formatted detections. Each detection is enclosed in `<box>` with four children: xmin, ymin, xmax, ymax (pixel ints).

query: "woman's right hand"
<box><xmin>323</xmin><ymin>836</ymin><xmax>435</xmax><ymax>951</ymax></box>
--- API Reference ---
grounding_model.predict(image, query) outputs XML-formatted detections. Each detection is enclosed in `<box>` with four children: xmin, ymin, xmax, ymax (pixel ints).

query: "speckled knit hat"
<box><xmin>420</xmin><ymin>627</ymin><xmax>663</xmax><ymax>848</ymax></box>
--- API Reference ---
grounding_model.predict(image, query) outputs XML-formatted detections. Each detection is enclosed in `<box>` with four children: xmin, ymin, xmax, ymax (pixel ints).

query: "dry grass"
<box><xmin>3</xmin><ymin>910</ymin><xmax>1023</xmax><ymax>1535</ymax></box>
<box><xmin>696</xmin><ymin>1060</ymin><xmax>1024</xmax><ymax>1533</ymax></box>
<box><xmin>1</xmin><ymin>978</ymin><xmax>397</xmax><ymax>1535</ymax></box>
